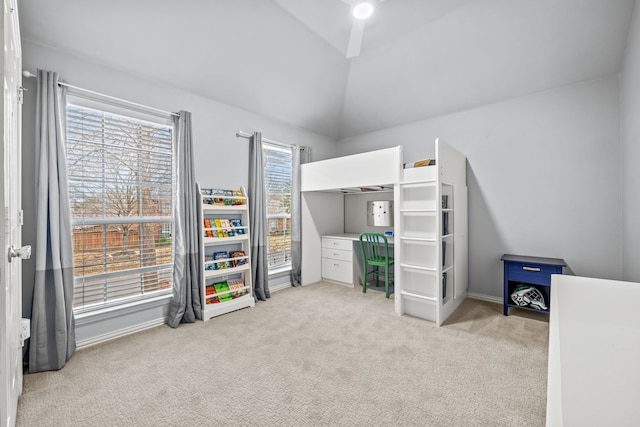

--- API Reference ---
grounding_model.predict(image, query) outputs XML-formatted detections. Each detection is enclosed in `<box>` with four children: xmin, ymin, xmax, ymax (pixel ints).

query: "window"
<box><xmin>66</xmin><ymin>94</ymin><xmax>175</xmax><ymax>312</ymax></box>
<box><xmin>263</xmin><ymin>143</ymin><xmax>292</xmax><ymax>270</ymax></box>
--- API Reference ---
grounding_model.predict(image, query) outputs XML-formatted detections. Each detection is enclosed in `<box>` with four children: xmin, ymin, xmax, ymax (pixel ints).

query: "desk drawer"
<box><xmin>322</xmin><ymin>258</ymin><xmax>353</xmax><ymax>283</ymax></box>
<box><xmin>322</xmin><ymin>247</ymin><xmax>352</xmax><ymax>262</ymax></box>
<box><xmin>508</xmin><ymin>263</ymin><xmax>561</xmax><ymax>287</ymax></box>
<box><xmin>322</xmin><ymin>237</ymin><xmax>352</xmax><ymax>251</ymax></box>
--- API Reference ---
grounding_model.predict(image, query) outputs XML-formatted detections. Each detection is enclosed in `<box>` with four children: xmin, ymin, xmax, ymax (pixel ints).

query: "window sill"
<box><xmin>269</xmin><ymin>265</ymin><xmax>291</xmax><ymax>278</ymax></box>
<box><xmin>74</xmin><ymin>292</ymin><xmax>173</xmax><ymax>326</ymax></box>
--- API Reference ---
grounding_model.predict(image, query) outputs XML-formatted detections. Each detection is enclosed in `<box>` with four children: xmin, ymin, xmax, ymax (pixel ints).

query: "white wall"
<box><xmin>344</xmin><ymin>192</ymin><xmax>394</xmax><ymax>235</ymax></box>
<box><xmin>621</xmin><ymin>2</ymin><xmax>640</xmax><ymax>283</ymax></box>
<box><xmin>338</xmin><ymin>76</ymin><xmax>622</xmax><ymax>299</ymax></box>
<box><xmin>20</xmin><ymin>41</ymin><xmax>338</xmax><ymax>341</ymax></box>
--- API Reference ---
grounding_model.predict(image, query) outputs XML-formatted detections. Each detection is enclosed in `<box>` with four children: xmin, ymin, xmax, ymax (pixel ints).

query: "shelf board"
<box><xmin>442</xmin><ymin>233</ymin><xmax>454</xmax><ymax>239</ymax></box>
<box><xmin>204</xmin><ymin>264</ymin><xmax>250</xmax><ymax>279</ymax></box>
<box><xmin>400</xmin><ymin>209</ymin><xmax>437</xmax><ymax>213</ymax></box>
<box><xmin>205</xmin><ymin>285</ymin><xmax>251</xmax><ymax>299</ymax></box>
<box><xmin>400</xmin><ymin>290</ymin><xmax>437</xmax><ymax>302</ymax></box>
<box><xmin>203</xmin><ymin>235</ymin><xmax>249</xmax><ymax>245</ymax></box>
<box><xmin>442</xmin><ymin>208</ymin><xmax>453</xmax><ymax>212</ymax></box>
<box><xmin>400</xmin><ymin>180</ymin><xmax>437</xmax><ymax>187</ymax></box>
<box><xmin>506</xmin><ymin>304</ymin><xmax>550</xmax><ymax>315</ymax></box>
<box><xmin>400</xmin><ymin>263</ymin><xmax>437</xmax><ymax>272</ymax></box>
<box><xmin>202</xmin><ymin>204</ymin><xmax>248</xmax><ymax>212</ymax></box>
<box><xmin>203</xmin><ymin>293</ymin><xmax>255</xmax><ymax>320</ymax></box>
<box><xmin>442</xmin><ymin>265</ymin><xmax>453</xmax><ymax>274</ymax></box>
<box><xmin>204</xmin><ymin>255</ymin><xmax>249</xmax><ymax>269</ymax></box>
<box><xmin>399</xmin><ymin>236</ymin><xmax>437</xmax><ymax>242</ymax></box>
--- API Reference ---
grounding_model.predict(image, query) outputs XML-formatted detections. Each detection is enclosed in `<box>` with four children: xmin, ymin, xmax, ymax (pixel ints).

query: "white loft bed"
<box><xmin>301</xmin><ymin>141</ymin><xmax>468</xmax><ymax>326</ymax></box>
<box><xmin>301</xmin><ymin>146</ymin><xmax>403</xmax><ymax>193</ymax></box>
<box><xmin>300</xmin><ymin>146</ymin><xmax>403</xmax><ymax>287</ymax></box>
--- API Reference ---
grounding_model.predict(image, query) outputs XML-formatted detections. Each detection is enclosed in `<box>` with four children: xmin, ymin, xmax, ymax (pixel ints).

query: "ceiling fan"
<box><xmin>341</xmin><ymin>0</ymin><xmax>385</xmax><ymax>58</ymax></box>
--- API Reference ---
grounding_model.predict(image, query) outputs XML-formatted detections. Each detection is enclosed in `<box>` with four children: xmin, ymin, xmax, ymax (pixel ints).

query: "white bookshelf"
<box><xmin>199</xmin><ymin>185</ymin><xmax>255</xmax><ymax>320</ymax></box>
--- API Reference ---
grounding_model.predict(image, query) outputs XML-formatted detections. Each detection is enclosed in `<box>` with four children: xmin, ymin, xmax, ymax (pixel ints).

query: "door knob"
<box><xmin>8</xmin><ymin>245</ymin><xmax>31</xmax><ymax>262</ymax></box>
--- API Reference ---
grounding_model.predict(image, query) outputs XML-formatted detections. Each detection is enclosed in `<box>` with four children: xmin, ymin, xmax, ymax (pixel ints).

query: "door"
<box><xmin>0</xmin><ymin>1</ymin><xmax>23</xmax><ymax>426</ymax></box>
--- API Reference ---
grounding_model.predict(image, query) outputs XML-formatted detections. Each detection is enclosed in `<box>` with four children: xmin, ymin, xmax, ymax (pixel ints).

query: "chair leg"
<box><xmin>375</xmin><ymin>266</ymin><xmax>379</xmax><ymax>287</ymax></box>
<box><xmin>362</xmin><ymin>261</ymin><xmax>367</xmax><ymax>293</ymax></box>
<box><xmin>385</xmin><ymin>267</ymin><xmax>390</xmax><ymax>298</ymax></box>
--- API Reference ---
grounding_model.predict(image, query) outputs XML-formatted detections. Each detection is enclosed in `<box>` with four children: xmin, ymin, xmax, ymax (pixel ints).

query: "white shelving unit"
<box><xmin>396</xmin><ymin>139</ymin><xmax>468</xmax><ymax>326</ymax></box>
<box><xmin>199</xmin><ymin>185</ymin><xmax>255</xmax><ymax>320</ymax></box>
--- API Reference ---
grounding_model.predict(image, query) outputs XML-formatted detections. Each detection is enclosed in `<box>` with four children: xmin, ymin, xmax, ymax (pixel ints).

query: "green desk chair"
<box><xmin>359</xmin><ymin>232</ymin><xmax>394</xmax><ymax>298</ymax></box>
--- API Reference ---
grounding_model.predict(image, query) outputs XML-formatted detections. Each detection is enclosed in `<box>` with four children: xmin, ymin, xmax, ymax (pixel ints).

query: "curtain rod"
<box><xmin>236</xmin><ymin>130</ymin><xmax>305</xmax><ymax>150</ymax></box>
<box><xmin>22</xmin><ymin>70</ymin><xmax>180</xmax><ymax>118</ymax></box>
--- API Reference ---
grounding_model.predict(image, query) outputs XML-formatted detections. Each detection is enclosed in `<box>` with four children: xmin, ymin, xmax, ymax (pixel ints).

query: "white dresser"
<box><xmin>321</xmin><ymin>235</ymin><xmax>357</xmax><ymax>285</ymax></box>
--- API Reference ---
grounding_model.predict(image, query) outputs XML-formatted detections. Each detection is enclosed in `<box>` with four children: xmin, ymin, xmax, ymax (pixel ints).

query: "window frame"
<box><xmin>65</xmin><ymin>91</ymin><xmax>176</xmax><ymax>314</ymax></box>
<box><xmin>263</xmin><ymin>142</ymin><xmax>293</xmax><ymax>272</ymax></box>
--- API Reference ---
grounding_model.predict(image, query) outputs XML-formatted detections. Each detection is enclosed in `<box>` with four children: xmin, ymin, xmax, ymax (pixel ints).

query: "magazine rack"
<box><xmin>199</xmin><ymin>184</ymin><xmax>254</xmax><ymax>320</ymax></box>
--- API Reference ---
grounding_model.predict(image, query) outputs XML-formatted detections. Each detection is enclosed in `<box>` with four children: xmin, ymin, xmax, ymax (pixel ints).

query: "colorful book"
<box><xmin>227</xmin><ymin>279</ymin><xmax>246</xmax><ymax>297</ymax></box>
<box><xmin>230</xmin><ymin>251</ymin><xmax>246</xmax><ymax>267</ymax></box>
<box><xmin>231</xmin><ymin>219</ymin><xmax>244</xmax><ymax>234</ymax></box>
<box><xmin>213</xmin><ymin>281</ymin><xmax>232</xmax><ymax>302</ymax></box>
<box><xmin>203</xmin><ymin>219</ymin><xmax>213</xmax><ymax>237</ymax></box>
<box><xmin>205</xmin><ymin>284</ymin><xmax>218</xmax><ymax>304</ymax></box>
<box><xmin>213</xmin><ymin>251</ymin><xmax>229</xmax><ymax>269</ymax></box>
<box><xmin>223</xmin><ymin>219</ymin><xmax>235</xmax><ymax>237</ymax></box>
<box><xmin>214</xmin><ymin>219</ymin><xmax>223</xmax><ymax>238</ymax></box>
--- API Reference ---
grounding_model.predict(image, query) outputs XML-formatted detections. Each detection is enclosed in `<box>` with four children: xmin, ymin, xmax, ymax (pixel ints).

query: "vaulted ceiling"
<box><xmin>19</xmin><ymin>0</ymin><xmax>636</xmax><ymax>140</ymax></box>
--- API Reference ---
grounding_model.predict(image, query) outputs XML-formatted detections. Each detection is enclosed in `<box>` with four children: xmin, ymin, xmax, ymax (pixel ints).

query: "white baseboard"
<box><xmin>467</xmin><ymin>292</ymin><xmax>502</xmax><ymax>304</ymax></box>
<box><xmin>76</xmin><ymin>317</ymin><xmax>166</xmax><ymax>350</ymax></box>
<box><xmin>270</xmin><ymin>282</ymin><xmax>292</xmax><ymax>292</ymax></box>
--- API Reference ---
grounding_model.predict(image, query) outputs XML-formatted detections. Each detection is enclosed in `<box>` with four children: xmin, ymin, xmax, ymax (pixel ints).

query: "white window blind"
<box><xmin>263</xmin><ymin>143</ymin><xmax>292</xmax><ymax>269</ymax></box>
<box><xmin>66</xmin><ymin>98</ymin><xmax>175</xmax><ymax>312</ymax></box>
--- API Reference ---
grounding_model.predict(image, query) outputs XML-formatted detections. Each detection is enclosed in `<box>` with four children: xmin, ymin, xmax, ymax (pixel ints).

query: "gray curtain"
<box><xmin>167</xmin><ymin>111</ymin><xmax>203</xmax><ymax>327</ymax></box>
<box><xmin>30</xmin><ymin>69</ymin><xmax>76</xmax><ymax>373</ymax></box>
<box><xmin>290</xmin><ymin>146</ymin><xmax>310</xmax><ymax>286</ymax></box>
<box><xmin>249</xmin><ymin>132</ymin><xmax>270</xmax><ymax>301</ymax></box>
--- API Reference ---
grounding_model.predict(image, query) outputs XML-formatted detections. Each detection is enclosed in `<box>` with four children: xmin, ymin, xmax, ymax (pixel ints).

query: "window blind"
<box><xmin>66</xmin><ymin>102</ymin><xmax>175</xmax><ymax>312</ymax></box>
<box><xmin>263</xmin><ymin>143</ymin><xmax>292</xmax><ymax>269</ymax></box>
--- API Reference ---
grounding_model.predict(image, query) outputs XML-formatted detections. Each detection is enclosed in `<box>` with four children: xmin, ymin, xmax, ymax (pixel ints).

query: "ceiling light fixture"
<box><xmin>353</xmin><ymin>2</ymin><xmax>374</xmax><ymax>20</ymax></box>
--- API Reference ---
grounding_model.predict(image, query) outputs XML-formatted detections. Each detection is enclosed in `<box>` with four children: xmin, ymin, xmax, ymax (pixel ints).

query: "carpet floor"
<box><xmin>17</xmin><ymin>282</ymin><xmax>549</xmax><ymax>426</ymax></box>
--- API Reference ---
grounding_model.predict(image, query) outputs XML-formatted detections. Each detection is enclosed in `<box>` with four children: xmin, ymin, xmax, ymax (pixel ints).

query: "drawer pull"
<box><xmin>333</xmin><ymin>263</ymin><xmax>339</xmax><ymax>267</ymax></box>
<box><xmin>333</xmin><ymin>253</ymin><xmax>339</xmax><ymax>256</ymax></box>
<box><xmin>522</xmin><ymin>266</ymin><xmax>541</xmax><ymax>272</ymax></box>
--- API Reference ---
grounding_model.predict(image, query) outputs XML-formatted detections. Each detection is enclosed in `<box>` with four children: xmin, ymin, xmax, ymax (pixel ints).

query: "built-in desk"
<box><xmin>321</xmin><ymin>233</ymin><xmax>394</xmax><ymax>287</ymax></box>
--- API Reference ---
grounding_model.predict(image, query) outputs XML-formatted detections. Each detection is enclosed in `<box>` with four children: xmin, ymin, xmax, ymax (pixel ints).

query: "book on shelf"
<box><xmin>213</xmin><ymin>251</ymin><xmax>230</xmax><ymax>269</ymax></box>
<box><xmin>213</xmin><ymin>281</ymin><xmax>233</xmax><ymax>302</ymax></box>
<box><xmin>227</xmin><ymin>278</ymin><xmax>246</xmax><ymax>297</ymax></box>
<box><xmin>442</xmin><ymin>272</ymin><xmax>447</xmax><ymax>298</ymax></box>
<box><xmin>442</xmin><ymin>212</ymin><xmax>449</xmax><ymax>236</ymax></box>
<box><xmin>203</xmin><ymin>219</ymin><xmax>213</xmax><ymax>237</ymax></box>
<box><xmin>201</xmin><ymin>188</ymin><xmax>229</xmax><ymax>196</ymax></box>
<box><xmin>204</xmin><ymin>254</ymin><xmax>216</xmax><ymax>271</ymax></box>
<box><xmin>207</xmin><ymin>218</ymin><xmax>246</xmax><ymax>239</ymax></box>
<box><xmin>201</xmin><ymin>188</ymin><xmax>246</xmax><ymax>206</ymax></box>
<box><xmin>222</xmin><ymin>219</ymin><xmax>234</xmax><ymax>237</ymax></box>
<box><xmin>230</xmin><ymin>219</ymin><xmax>244</xmax><ymax>234</ymax></box>
<box><xmin>230</xmin><ymin>251</ymin><xmax>246</xmax><ymax>267</ymax></box>
<box><xmin>403</xmin><ymin>159</ymin><xmax>435</xmax><ymax>169</ymax></box>
<box><xmin>213</xmin><ymin>219</ymin><xmax>224</xmax><ymax>237</ymax></box>
<box><xmin>205</xmin><ymin>284</ymin><xmax>218</xmax><ymax>304</ymax></box>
